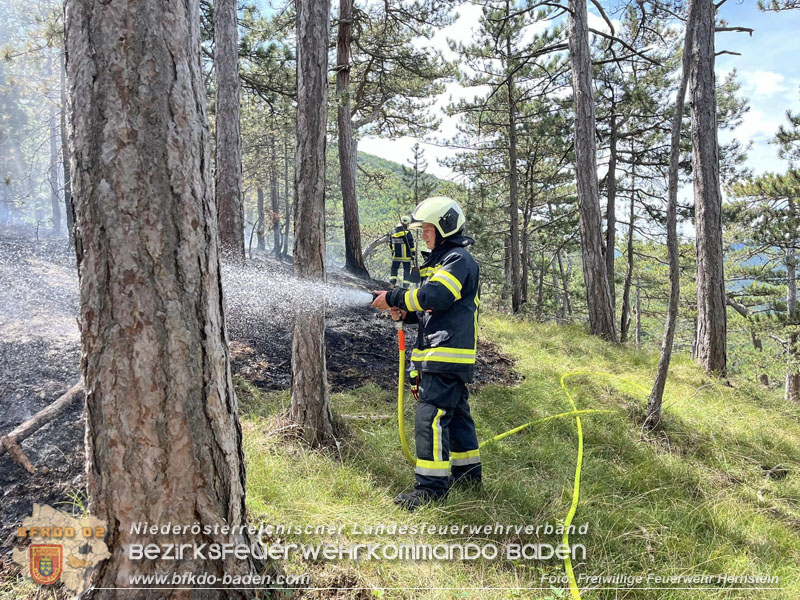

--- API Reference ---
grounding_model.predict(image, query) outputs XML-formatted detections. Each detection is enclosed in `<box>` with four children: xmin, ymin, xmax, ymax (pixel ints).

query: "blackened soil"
<box><xmin>0</xmin><ymin>241</ymin><xmax>520</xmax><ymax>558</ymax></box>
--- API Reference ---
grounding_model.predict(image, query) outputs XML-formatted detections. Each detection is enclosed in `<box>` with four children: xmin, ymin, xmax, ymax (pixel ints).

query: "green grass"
<box><xmin>239</xmin><ymin>315</ymin><xmax>800</xmax><ymax>599</ymax></box>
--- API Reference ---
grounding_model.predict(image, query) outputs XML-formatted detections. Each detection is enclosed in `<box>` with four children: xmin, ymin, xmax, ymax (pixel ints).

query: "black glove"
<box><xmin>409</xmin><ymin>369</ymin><xmax>419</xmax><ymax>401</ymax></box>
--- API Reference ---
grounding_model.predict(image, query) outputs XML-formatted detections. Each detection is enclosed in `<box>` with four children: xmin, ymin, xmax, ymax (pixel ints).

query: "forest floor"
<box><xmin>0</xmin><ymin>238</ymin><xmax>519</xmax><ymax>573</ymax></box>
<box><xmin>4</xmin><ymin>238</ymin><xmax>798</xmax><ymax>599</ymax></box>
<box><xmin>235</xmin><ymin>317</ymin><xmax>800</xmax><ymax>599</ymax></box>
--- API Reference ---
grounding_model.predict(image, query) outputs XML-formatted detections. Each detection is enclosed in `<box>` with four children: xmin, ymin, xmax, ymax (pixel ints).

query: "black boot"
<box><xmin>393</xmin><ymin>488</ymin><xmax>442</xmax><ymax>512</ymax></box>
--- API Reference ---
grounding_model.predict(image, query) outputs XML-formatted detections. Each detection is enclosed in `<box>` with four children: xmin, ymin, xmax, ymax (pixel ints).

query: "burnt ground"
<box><xmin>0</xmin><ymin>238</ymin><xmax>521</xmax><ymax>560</ymax></box>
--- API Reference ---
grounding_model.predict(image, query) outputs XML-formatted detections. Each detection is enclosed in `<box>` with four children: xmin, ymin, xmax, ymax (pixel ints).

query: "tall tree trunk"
<box><xmin>506</xmin><ymin>21</ymin><xmax>522</xmax><ymax>314</ymax></box>
<box><xmin>502</xmin><ymin>234</ymin><xmax>512</xmax><ymax>305</ymax></box>
<box><xmin>786</xmin><ymin>243</ymin><xmax>799</xmax><ymax>400</ymax></box>
<box><xmin>256</xmin><ymin>187</ymin><xmax>266</xmax><ymax>250</ymax></box>
<box><xmin>64</xmin><ymin>0</ymin><xmax>256</xmax><ymax>594</ymax></box>
<box><xmin>620</xmin><ymin>194</ymin><xmax>635</xmax><ymax>342</ymax></box>
<box><xmin>270</xmin><ymin>133</ymin><xmax>282</xmax><ymax>255</ymax></box>
<box><xmin>215</xmin><ymin>0</ymin><xmax>245</xmax><ymax>261</ymax></box>
<box><xmin>293</xmin><ymin>0</ymin><xmax>335</xmax><ymax>446</ymax></box>
<box><xmin>521</xmin><ymin>222</ymin><xmax>529</xmax><ymax>305</ymax></box>
<box><xmin>635</xmin><ymin>283</ymin><xmax>642</xmax><ymax>349</ymax></box>
<box><xmin>606</xmin><ymin>107</ymin><xmax>618</xmax><ymax>314</ymax></box>
<box><xmin>48</xmin><ymin>108</ymin><xmax>61</xmax><ymax>236</ymax></box>
<box><xmin>60</xmin><ymin>52</ymin><xmax>74</xmax><ymax>245</ymax></box>
<box><xmin>552</xmin><ymin>262</ymin><xmax>562</xmax><ymax>319</ymax></box>
<box><xmin>535</xmin><ymin>252</ymin><xmax>545</xmax><ymax>315</ymax></box>
<box><xmin>568</xmin><ymin>0</ymin><xmax>617</xmax><ymax>341</ymax></box>
<box><xmin>691</xmin><ymin>0</ymin><xmax>727</xmax><ymax>376</ymax></box>
<box><xmin>558</xmin><ymin>250</ymin><xmax>572</xmax><ymax>318</ymax></box>
<box><xmin>646</xmin><ymin>10</ymin><xmax>694</xmax><ymax>428</ymax></box>
<box><xmin>283</xmin><ymin>124</ymin><xmax>291</xmax><ymax>258</ymax></box>
<box><xmin>336</xmin><ymin>0</ymin><xmax>369</xmax><ymax>278</ymax></box>
<box><xmin>46</xmin><ymin>50</ymin><xmax>61</xmax><ymax>237</ymax></box>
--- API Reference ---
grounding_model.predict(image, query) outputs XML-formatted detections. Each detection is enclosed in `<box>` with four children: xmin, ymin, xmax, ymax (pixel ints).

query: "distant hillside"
<box><xmin>357</xmin><ymin>151</ymin><xmax>448</xmax><ymax>186</ymax></box>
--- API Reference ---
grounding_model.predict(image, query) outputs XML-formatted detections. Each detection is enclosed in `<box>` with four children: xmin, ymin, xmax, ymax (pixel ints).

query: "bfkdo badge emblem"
<box><xmin>30</xmin><ymin>544</ymin><xmax>63</xmax><ymax>585</ymax></box>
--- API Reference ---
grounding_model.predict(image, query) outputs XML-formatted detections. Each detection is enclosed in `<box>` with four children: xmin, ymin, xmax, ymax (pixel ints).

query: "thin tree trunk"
<box><xmin>502</xmin><ymin>234</ymin><xmax>512</xmax><ymax>305</ymax></box>
<box><xmin>558</xmin><ymin>250</ymin><xmax>572</xmax><ymax>318</ymax></box>
<box><xmin>786</xmin><ymin>242</ymin><xmax>799</xmax><ymax>400</ymax></box>
<box><xmin>568</xmin><ymin>0</ymin><xmax>617</xmax><ymax>341</ymax></box>
<box><xmin>64</xmin><ymin>0</ymin><xmax>256</xmax><ymax>594</ymax></box>
<box><xmin>620</xmin><ymin>194</ymin><xmax>635</xmax><ymax>342</ymax></box>
<box><xmin>535</xmin><ymin>252</ymin><xmax>545</xmax><ymax>315</ymax></box>
<box><xmin>60</xmin><ymin>52</ymin><xmax>74</xmax><ymax>244</ymax></box>
<box><xmin>270</xmin><ymin>133</ymin><xmax>282</xmax><ymax>255</ymax></box>
<box><xmin>336</xmin><ymin>0</ymin><xmax>369</xmax><ymax>278</ymax></box>
<box><xmin>521</xmin><ymin>223</ymin><xmax>529</xmax><ymax>305</ymax></box>
<box><xmin>552</xmin><ymin>263</ymin><xmax>562</xmax><ymax>319</ymax></box>
<box><xmin>48</xmin><ymin>108</ymin><xmax>61</xmax><ymax>236</ymax></box>
<box><xmin>636</xmin><ymin>283</ymin><xmax>642</xmax><ymax>349</ymax></box>
<box><xmin>256</xmin><ymin>187</ymin><xmax>266</xmax><ymax>251</ymax></box>
<box><xmin>293</xmin><ymin>0</ymin><xmax>335</xmax><ymax>446</ymax></box>
<box><xmin>283</xmin><ymin>125</ymin><xmax>291</xmax><ymax>258</ymax></box>
<box><xmin>506</xmin><ymin>18</ymin><xmax>522</xmax><ymax>314</ymax></box>
<box><xmin>691</xmin><ymin>0</ymin><xmax>727</xmax><ymax>376</ymax></box>
<box><xmin>215</xmin><ymin>0</ymin><xmax>245</xmax><ymax>261</ymax></box>
<box><xmin>606</xmin><ymin>107</ymin><xmax>617</xmax><ymax>313</ymax></box>
<box><xmin>646</xmin><ymin>8</ymin><xmax>694</xmax><ymax>428</ymax></box>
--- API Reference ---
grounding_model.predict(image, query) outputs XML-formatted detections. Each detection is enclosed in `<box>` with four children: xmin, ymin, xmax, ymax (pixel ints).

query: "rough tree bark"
<box><xmin>215</xmin><ymin>0</ymin><xmax>245</xmax><ymax>261</ymax></box>
<box><xmin>646</xmin><ymin>6</ymin><xmax>694</xmax><ymax>429</ymax></box>
<box><xmin>336</xmin><ymin>0</ymin><xmax>369</xmax><ymax>278</ymax></box>
<box><xmin>292</xmin><ymin>0</ymin><xmax>335</xmax><ymax>446</ymax></box>
<box><xmin>691</xmin><ymin>0</ymin><xmax>727</xmax><ymax>376</ymax></box>
<box><xmin>568</xmin><ymin>0</ymin><xmax>617</xmax><ymax>341</ymax></box>
<box><xmin>64</xmin><ymin>0</ymin><xmax>257</xmax><ymax>595</ymax></box>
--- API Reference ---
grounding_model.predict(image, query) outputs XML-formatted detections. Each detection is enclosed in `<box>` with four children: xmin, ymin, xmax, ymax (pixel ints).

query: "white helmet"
<box><xmin>408</xmin><ymin>196</ymin><xmax>466</xmax><ymax>238</ymax></box>
<box><xmin>400</xmin><ymin>215</ymin><xmax>411</xmax><ymax>225</ymax></box>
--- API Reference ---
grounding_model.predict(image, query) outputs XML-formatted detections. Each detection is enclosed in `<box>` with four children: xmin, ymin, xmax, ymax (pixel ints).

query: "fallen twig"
<box><xmin>0</xmin><ymin>380</ymin><xmax>84</xmax><ymax>473</ymax></box>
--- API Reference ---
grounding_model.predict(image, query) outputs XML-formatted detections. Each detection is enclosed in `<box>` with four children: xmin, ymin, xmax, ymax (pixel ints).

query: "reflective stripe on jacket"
<box><xmin>387</xmin><ymin>235</ymin><xmax>479</xmax><ymax>382</ymax></box>
<box><xmin>390</xmin><ymin>225</ymin><xmax>414</xmax><ymax>261</ymax></box>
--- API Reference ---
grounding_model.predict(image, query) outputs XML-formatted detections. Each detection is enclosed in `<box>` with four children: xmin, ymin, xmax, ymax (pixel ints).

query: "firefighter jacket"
<box><xmin>386</xmin><ymin>235</ymin><xmax>480</xmax><ymax>382</ymax></box>
<box><xmin>390</xmin><ymin>225</ymin><xmax>415</xmax><ymax>262</ymax></box>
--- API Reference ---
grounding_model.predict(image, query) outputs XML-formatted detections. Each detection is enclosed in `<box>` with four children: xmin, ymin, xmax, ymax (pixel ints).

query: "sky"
<box><xmin>358</xmin><ymin>1</ymin><xmax>800</xmax><ymax>182</ymax></box>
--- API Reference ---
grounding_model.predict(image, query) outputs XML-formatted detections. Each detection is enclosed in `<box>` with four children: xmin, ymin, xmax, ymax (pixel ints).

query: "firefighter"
<box><xmin>389</xmin><ymin>216</ymin><xmax>415</xmax><ymax>288</ymax></box>
<box><xmin>372</xmin><ymin>196</ymin><xmax>481</xmax><ymax>511</ymax></box>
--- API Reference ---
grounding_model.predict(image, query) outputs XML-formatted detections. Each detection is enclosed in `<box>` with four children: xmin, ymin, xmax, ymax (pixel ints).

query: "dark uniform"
<box><xmin>389</xmin><ymin>224</ymin><xmax>415</xmax><ymax>288</ymax></box>
<box><xmin>386</xmin><ymin>234</ymin><xmax>481</xmax><ymax>497</ymax></box>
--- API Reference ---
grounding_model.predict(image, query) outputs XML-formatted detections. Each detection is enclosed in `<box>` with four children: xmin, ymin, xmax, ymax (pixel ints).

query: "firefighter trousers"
<box><xmin>390</xmin><ymin>260</ymin><xmax>412</xmax><ymax>288</ymax></box>
<box><xmin>414</xmin><ymin>372</ymin><xmax>482</xmax><ymax>496</ymax></box>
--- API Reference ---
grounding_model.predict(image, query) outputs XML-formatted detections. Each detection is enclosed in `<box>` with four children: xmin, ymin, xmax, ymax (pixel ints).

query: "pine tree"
<box><xmin>402</xmin><ymin>142</ymin><xmax>437</xmax><ymax>204</ymax></box>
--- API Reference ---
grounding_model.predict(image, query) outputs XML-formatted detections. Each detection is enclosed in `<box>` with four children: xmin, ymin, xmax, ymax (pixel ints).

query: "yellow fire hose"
<box><xmin>394</xmin><ymin>325</ymin><xmax>651</xmax><ymax>600</ymax></box>
<box><xmin>395</xmin><ymin>321</ymin><xmax>416</xmax><ymax>465</ymax></box>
